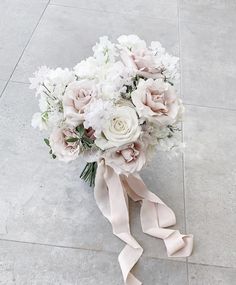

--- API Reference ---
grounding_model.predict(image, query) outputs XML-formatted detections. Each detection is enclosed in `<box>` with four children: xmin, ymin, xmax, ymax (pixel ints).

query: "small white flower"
<box><xmin>93</xmin><ymin>36</ymin><xmax>118</xmax><ymax>64</ymax></box>
<box><xmin>157</xmin><ymin>131</ymin><xmax>185</xmax><ymax>158</ymax></box>
<box><xmin>74</xmin><ymin>57</ymin><xmax>98</xmax><ymax>79</ymax></box>
<box><xmin>150</xmin><ymin>41</ymin><xmax>165</xmax><ymax>54</ymax></box>
<box><xmin>31</xmin><ymin>112</ymin><xmax>48</xmax><ymax>130</ymax></box>
<box><xmin>117</xmin><ymin>34</ymin><xmax>146</xmax><ymax>51</ymax></box>
<box><xmin>96</xmin><ymin>61</ymin><xmax>131</xmax><ymax>100</ymax></box>
<box><xmin>29</xmin><ymin>66</ymin><xmax>51</xmax><ymax>90</ymax></box>
<box><xmin>84</xmin><ymin>99</ymin><xmax>114</xmax><ymax>137</ymax></box>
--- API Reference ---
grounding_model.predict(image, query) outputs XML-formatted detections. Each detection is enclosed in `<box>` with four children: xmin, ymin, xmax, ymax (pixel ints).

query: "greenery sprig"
<box><xmin>44</xmin><ymin>138</ymin><xmax>56</xmax><ymax>159</ymax></box>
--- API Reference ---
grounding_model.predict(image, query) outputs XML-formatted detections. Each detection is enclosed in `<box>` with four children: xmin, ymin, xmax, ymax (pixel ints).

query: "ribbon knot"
<box><xmin>94</xmin><ymin>161</ymin><xmax>193</xmax><ymax>285</ymax></box>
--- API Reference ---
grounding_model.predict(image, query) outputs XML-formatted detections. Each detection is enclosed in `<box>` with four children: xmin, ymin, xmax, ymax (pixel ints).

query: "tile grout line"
<box><xmin>184</xmin><ymin>102</ymin><xmax>236</xmax><ymax>112</ymax></box>
<box><xmin>0</xmin><ymin>0</ymin><xmax>51</xmax><ymax>100</ymax></box>
<box><xmin>0</xmin><ymin>237</ymin><xmax>235</xmax><ymax>270</ymax></box>
<box><xmin>177</xmin><ymin>0</ymin><xmax>190</xmax><ymax>284</ymax></box>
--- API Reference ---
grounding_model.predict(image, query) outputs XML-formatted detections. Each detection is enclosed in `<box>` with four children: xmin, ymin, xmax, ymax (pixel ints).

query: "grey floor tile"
<box><xmin>0</xmin><ymin>0</ymin><xmax>49</xmax><ymax>81</ymax></box>
<box><xmin>50</xmin><ymin>0</ymin><xmax>177</xmax><ymax>21</ymax></box>
<box><xmin>184</xmin><ymin>106</ymin><xmax>236</xmax><ymax>268</ymax></box>
<box><xmin>0</xmin><ymin>80</ymin><xmax>6</xmax><ymax>94</ymax></box>
<box><xmin>180</xmin><ymin>20</ymin><xmax>236</xmax><ymax>109</ymax></box>
<box><xmin>179</xmin><ymin>0</ymin><xmax>236</xmax><ymax>26</ymax></box>
<box><xmin>0</xmin><ymin>240</ymin><xmax>187</xmax><ymax>285</ymax></box>
<box><xmin>12</xmin><ymin>4</ymin><xmax>179</xmax><ymax>83</ymax></box>
<box><xmin>0</xmin><ymin>82</ymin><xmax>185</xmax><ymax>262</ymax></box>
<box><xmin>180</xmin><ymin>0</ymin><xmax>236</xmax><ymax>10</ymax></box>
<box><xmin>189</xmin><ymin>263</ymin><xmax>236</xmax><ymax>285</ymax></box>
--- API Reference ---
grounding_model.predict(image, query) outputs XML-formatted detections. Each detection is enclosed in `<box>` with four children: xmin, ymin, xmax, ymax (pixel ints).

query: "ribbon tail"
<box><xmin>94</xmin><ymin>162</ymin><xmax>143</xmax><ymax>285</ymax></box>
<box><xmin>125</xmin><ymin>174</ymin><xmax>193</xmax><ymax>258</ymax></box>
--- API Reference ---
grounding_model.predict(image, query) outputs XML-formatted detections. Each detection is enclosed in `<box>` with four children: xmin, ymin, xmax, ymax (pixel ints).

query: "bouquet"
<box><xmin>30</xmin><ymin>35</ymin><xmax>193</xmax><ymax>285</ymax></box>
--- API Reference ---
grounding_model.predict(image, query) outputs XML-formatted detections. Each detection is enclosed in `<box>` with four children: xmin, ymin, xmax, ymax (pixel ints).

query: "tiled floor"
<box><xmin>0</xmin><ymin>0</ymin><xmax>236</xmax><ymax>284</ymax></box>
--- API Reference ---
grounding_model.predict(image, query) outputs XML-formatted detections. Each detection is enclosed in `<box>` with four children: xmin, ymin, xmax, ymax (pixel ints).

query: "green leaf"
<box><xmin>76</xmin><ymin>125</ymin><xmax>85</xmax><ymax>137</ymax></box>
<box><xmin>41</xmin><ymin>112</ymin><xmax>48</xmax><ymax>122</ymax></box>
<box><xmin>44</xmin><ymin>138</ymin><xmax>50</xmax><ymax>147</ymax></box>
<box><xmin>66</xmin><ymin>137</ymin><xmax>79</xmax><ymax>143</ymax></box>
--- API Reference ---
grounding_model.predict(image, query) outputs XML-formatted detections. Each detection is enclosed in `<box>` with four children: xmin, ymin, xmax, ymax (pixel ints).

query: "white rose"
<box><xmin>95</xmin><ymin>106</ymin><xmax>141</xmax><ymax>150</ymax></box>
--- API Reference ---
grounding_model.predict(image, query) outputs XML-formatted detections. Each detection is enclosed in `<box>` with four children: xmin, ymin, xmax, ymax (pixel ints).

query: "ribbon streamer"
<box><xmin>94</xmin><ymin>160</ymin><xmax>193</xmax><ymax>285</ymax></box>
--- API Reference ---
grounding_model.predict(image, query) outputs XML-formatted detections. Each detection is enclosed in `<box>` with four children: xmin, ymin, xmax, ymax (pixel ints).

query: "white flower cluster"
<box><xmin>30</xmin><ymin>35</ymin><xmax>183</xmax><ymax>181</ymax></box>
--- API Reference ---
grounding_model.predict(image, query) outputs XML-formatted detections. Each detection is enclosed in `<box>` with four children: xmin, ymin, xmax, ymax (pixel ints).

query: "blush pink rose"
<box><xmin>49</xmin><ymin>128</ymin><xmax>80</xmax><ymax>162</ymax></box>
<box><xmin>132</xmin><ymin>78</ymin><xmax>180</xmax><ymax>126</ymax></box>
<box><xmin>120</xmin><ymin>49</ymin><xmax>163</xmax><ymax>79</ymax></box>
<box><xmin>103</xmin><ymin>141</ymin><xmax>146</xmax><ymax>175</ymax></box>
<box><xmin>63</xmin><ymin>80</ymin><xmax>95</xmax><ymax>127</ymax></box>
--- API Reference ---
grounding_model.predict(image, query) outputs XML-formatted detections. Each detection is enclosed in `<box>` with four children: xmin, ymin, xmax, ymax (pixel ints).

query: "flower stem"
<box><xmin>80</xmin><ymin>162</ymin><xmax>98</xmax><ymax>187</ymax></box>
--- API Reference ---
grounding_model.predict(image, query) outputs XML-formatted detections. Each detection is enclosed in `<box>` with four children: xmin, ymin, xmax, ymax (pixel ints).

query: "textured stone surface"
<box><xmin>50</xmin><ymin>0</ymin><xmax>178</xmax><ymax>21</ymax></box>
<box><xmin>0</xmin><ymin>0</ymin><xmax>48</xmax><ymax>80</ymax></box>
<box><xmin>180</xmin><ymin>0</ymin><xmax>236</xmax><ymax>25</ymax></box>
<box><xmin>12</xmin><ymin>4</ymin><xmax>179</xmax><ymax>83</ymax></box>
<box><xmin>189</xmin><ymin>263</ymin><xmax>236</xmax><ymax>285</ymax></box>
<box><xmin>0</xmin><ymin>80</ymin><xmax>6</xmax><ymax>95</ymax></box>
<box><xmin>0</xmin><ymin>240</ymin><xmax>188</xmax><ymax>285</ymax></box>
<box><xmin>184</xmin><ymin>106</ymin><xmax>236</xmax><ymax>268</ymax></box>
<box><xmin>180</xmin><ymin>19</ymin><xmax>236</xmax><ymax>110</ymax></box>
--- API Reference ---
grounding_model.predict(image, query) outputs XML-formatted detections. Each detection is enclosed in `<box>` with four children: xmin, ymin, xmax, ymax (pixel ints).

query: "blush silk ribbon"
<box><xmin>94</xmin><ymin>160</ymin><xmax>193</xmax><ymax>285</ymax></box>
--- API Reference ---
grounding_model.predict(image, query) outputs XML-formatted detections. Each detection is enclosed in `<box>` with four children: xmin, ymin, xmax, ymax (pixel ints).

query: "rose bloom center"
<box><xmin>111</xmin><ymin>117</ymin><xmax>128</xmax><ymax>134</ymax></box>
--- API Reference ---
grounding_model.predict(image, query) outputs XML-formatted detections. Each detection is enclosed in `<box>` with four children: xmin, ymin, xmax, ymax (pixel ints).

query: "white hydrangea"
<box><xmin>84</xmin><ymin>99</ymin><xmax>114</xmax><ymax>137</ymax></box>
